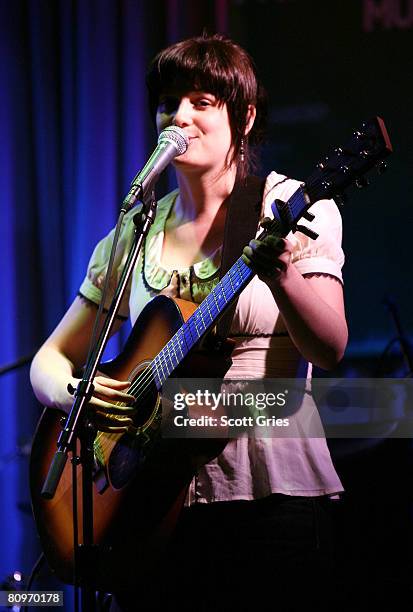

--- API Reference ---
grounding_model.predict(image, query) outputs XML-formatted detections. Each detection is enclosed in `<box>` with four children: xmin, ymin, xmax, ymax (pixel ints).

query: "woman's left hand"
<box><xmin>241</xmin><ymin>217</ymin><xmax>293</xmax><ymax>285</ymax></box>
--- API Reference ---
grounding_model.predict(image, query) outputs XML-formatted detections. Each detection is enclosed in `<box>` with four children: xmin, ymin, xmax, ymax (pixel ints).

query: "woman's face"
<box><xmin>156</xmin><ymin>91</ymin><xmax>234</xmax><ymax>175</ymax></box>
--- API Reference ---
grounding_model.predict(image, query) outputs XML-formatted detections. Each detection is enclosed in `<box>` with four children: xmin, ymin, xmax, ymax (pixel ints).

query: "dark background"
<box><xmin>0</xmin><ymin>0</ymin><xmax>412</xmax><ymax>608</ymax></box>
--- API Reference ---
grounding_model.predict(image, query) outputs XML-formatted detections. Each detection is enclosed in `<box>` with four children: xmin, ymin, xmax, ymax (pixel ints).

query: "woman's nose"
<box><xmin>172</xmin><ymin>98</ymin><xmax>193</xmax><ymax>127</ymax></box>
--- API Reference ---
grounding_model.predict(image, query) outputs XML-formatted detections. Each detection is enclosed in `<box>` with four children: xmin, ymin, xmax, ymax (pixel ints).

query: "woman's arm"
<box><xmin>30</xmin><ymin>295</ymin><xmax>134</xmax><ymax>414</ymax></box>
<box><xmin>242</xmin><ymin>236</ymin><xmax>348</xmax><ymax>370</ymax></box>
<box><xmin>269</xmin><ymin>266</ymin><xmax>347</xmax><ymax>369</ymax></box>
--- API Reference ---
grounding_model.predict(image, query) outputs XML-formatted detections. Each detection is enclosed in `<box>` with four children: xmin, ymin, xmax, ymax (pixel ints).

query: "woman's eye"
<box><xmin>158</xmin><ymin>98</ymin><xmax>178</xmax><ymax>114</ymax></box>
<box><xmin>195</xmin><ymin>99</ymin><xmax>211</xmax><ymax>108</ymax></box>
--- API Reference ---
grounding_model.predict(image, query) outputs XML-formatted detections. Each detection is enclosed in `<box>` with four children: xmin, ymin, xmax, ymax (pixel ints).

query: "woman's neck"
<box><xmin>175</xmin><ymin>165</ymin><xmax>238</xmax><ymax>223</ymax></box>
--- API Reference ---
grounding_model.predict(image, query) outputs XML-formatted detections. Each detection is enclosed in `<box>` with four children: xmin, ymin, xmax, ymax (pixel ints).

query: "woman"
<box><xmin>30</xmin><ymin>34</ymin><xmax>347</xmax><ymax>610</ymax></box>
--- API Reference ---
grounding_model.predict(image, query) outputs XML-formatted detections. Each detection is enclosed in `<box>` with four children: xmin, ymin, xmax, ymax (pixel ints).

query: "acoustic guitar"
<box><xmin>30</xmin><ymin>117</ymin><xmax>392</xmax><ymax>591</ymax></box>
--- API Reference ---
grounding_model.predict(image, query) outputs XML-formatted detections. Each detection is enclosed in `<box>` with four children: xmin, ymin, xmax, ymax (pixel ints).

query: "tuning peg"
<box><xmin>302</xmin><ymin>211</ymin><xmax>315</xmax><ymax>222</ymax></box>
<box><xmin>321</xmin><ymin>180</ymin><xmax>332</xmax><ymax>192</ymax></box>
<box><xmin>355</xmin><ymin>176</ymin><xmax>369</xmax><ymax>189</ymax></box>
<box><xmin>317</xmin><ymin>155</ymin><xmax>331</xmax><ymax>170</ymax></box>
<box><xmin>377</xmin><ymin>161</ymin><xmax>387</xmax><ymax>174</ymax></box>
<box><xmin>295</xmin><ymin>224</ymin><xmax>319</xmax><ymax>240</ymax></box>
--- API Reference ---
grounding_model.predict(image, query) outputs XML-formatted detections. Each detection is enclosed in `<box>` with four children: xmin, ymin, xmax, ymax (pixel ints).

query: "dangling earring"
<box><xmin>240</xmin><ymin>138</ymin><xmax>245</xmax><ymax>163</ymax></box>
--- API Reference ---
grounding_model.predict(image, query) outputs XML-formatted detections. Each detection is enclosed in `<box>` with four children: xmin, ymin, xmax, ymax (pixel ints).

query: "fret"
<box><xmin>170</xmin><ymin>333</ymin><xmax>180</xmax><ymax>364</ymax></box>
<box><xmin>162</xmin><ymin>344</ymin><xmax>174</xmax><ymax>376</ymax></box>
<box><xmin>155</xmin><ymin>353</ymin><xmax>166</xmax><ymax>382</ymax></box>
<box><xmin>159</xmin><ymin>342</ymin><xmax>173</xmax><ymax>378</ymax></box>
<box><xmin>192</xmin><ymin>308</ymin><xmax>206</xmax><ymax>336</ymax></box>
<box><xmin>199</xmin><ymin>301</ymin><xmax>213</xmax><ymax>326</ymax></box>
<box><xmin>151</xmin><ymin>360</ymin><xmax>162</xmax><ymax>390</ymax></box>
<box><xmin>228</xmin><ymin>265</ymin><xmax>243</xmax><ymax>293</ymax></box>
<box><xmin>191</xmin><ymin>314</ymin><xmax>202</xmax><ymax>339</ymax></box>
<box><xmin>176</xmin><ymin>328</ymin><xmax>189</xmax><ymax>357</ymax></box>
<box><xmin>236</xmin><ymin>258</ymin><xmax>252</xmax><ymax>279</ymax></box>
<box><xmin>180</xmin><ymin>325</ymin><xmax>194</xmax><ymax>353</ymax></box>
<box><xmin>223</xmin><ymin>276</ymin><xmax>234</xmax><ymax>302</ymax></box>
<box><xmin>211</xmin><ymin>289</ymin><xmax>220</xmax><ymax>313</ymax></box>
<box><xmin>167</xmin><ymin>338</ymin><xmax>178</xmax><ymax>370</ymax></box>
<box><xmin>183</xmin><ymin>318</ymin><xmax>196</xmax><ymax>346</ymax></box>
<box><xmin>161</xmin><ymin>351</ymin><xmax>170</xmax><ymax>377</ymax></box>
<box><xmin>182</xmin><ymin>320</ymin><xmax>198</xmax><ymax>352</ymax></box>
<box><xmin>197</xmin><ymin>305</ymin><xmax>208</xmax><ymax>330</ymax></box>
<box><xmin>227</xmin><ymin>269</ymin><xmax>236</xmax><ymax>293</ymax></box>
<box><xmin>203</xmin><ymin>296</ymin><xmax>215</xmax><ymax>321</ymax></box>
<box><xmin>215</xmin><ymin>280</ymin><xmax>228</xmax><ymax>307</ymax></box>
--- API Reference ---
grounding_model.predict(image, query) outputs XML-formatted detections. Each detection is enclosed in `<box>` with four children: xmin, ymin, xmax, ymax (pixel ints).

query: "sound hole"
<box><xmin>108</xmin><ymin>434</ymin><xmax>147</xmax><ymax>489</ymax></box>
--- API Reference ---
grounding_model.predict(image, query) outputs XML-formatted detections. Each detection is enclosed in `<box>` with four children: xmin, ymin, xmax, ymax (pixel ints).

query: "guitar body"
<box><xmin>30</xmin><ymin>295</ymin><xmax>230</xmax><ymax>591</ymax></box>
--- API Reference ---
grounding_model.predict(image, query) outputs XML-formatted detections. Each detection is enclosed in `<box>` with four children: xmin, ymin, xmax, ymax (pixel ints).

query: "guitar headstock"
<box><xmin>305</xmin><ymin>116</ymin><xmax>393</xmax><ymax>205</ymax></box>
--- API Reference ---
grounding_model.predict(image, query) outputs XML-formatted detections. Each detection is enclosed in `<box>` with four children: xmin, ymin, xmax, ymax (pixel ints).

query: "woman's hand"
<box><xmin>30</xmin><ymin>296</ymin><xmax>139</xmax><ymax>432</ymax></box>
<box><xmin>241</xmin><ymin>217</ymin><xmax>293</xmax><ymax>286</ymax></box>
<box><xmin>69</xmin><ymin>375</ymin><xmax>137</xmax><ymax>434</ymax></box>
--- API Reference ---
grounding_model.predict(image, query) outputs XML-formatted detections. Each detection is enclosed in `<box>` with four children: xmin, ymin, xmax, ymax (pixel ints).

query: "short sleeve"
<box><xmin>262</xmin><ymin>171</ymin><xmax>345</xmax><ymax>284</ymax></box>
<box><xmin>78</xmin><ymin>213</ymin><xmax>136</xmax><ymax>319</ymax></box>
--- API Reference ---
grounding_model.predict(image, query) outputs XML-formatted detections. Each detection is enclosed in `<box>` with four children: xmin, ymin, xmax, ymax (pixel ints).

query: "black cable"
<box><xmin>0</xmin><ymin>353</ymin><xmax>36</xmax><ymax>376</ymax></box>
<box><xmin>21</xmin><ymin>553</ymin><xmax>46</xmax><ymax>612</ymax></box>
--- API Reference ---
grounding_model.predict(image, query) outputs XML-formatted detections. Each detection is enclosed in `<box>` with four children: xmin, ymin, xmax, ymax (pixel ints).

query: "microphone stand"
<box><xmin>383</xmin><ymin>296</ymin><xmax>413</xmax><ymax>377</ymax></box>
<box><xmin>40</xmin><ymin>190</ymin><xmax>158</xmax><ymax>611</ymax></box>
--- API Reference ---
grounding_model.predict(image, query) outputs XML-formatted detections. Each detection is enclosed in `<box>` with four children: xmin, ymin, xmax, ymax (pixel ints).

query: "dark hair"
<box><xmin>146</xmin><ymin>34</ymin><xmax>267</xmax><ymax>178</ymax></box>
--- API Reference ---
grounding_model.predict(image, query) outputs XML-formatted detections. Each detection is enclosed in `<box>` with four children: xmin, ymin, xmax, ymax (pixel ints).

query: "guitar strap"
<box><xmin>216</xmin><ymin>174</ymin><xmax>265</xmax><ymax>341</ymax></box>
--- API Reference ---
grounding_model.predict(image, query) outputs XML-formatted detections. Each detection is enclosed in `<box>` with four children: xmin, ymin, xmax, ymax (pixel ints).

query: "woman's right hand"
<box><xmin>68</xmin><ymin>375</ymin><xmax>137</xmax><ymax>434</ymax></box>
<box><xmin>30</xmin><ymin>296</ymin><xmax>139</xmax><ymax>433</ymax></box>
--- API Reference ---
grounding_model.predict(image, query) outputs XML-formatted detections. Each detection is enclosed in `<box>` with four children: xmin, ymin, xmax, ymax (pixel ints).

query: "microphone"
<box><xmin>122</xmin><ymin>126</ymin><xmax>189</xmax><ymax>212</ymax></box>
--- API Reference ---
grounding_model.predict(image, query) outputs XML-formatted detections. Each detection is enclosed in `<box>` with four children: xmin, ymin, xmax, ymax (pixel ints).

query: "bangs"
<box><xmin>150</xmin><ymin>45</ymin><xmax>238</xmax><ymax>102</ymax></box>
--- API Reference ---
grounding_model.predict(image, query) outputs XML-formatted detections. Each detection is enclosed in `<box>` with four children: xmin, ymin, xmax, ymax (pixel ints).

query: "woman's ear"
<box><xmin>245</xmin><ymin>104</ymin><xmax>257</xmax><ymax>136</ymax></box>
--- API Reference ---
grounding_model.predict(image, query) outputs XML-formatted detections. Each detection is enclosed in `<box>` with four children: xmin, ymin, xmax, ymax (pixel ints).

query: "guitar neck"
<box><xmin>150</xmin><ymin>185</ymin><xmax>310</xmax><ymax>389</ymax></box>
